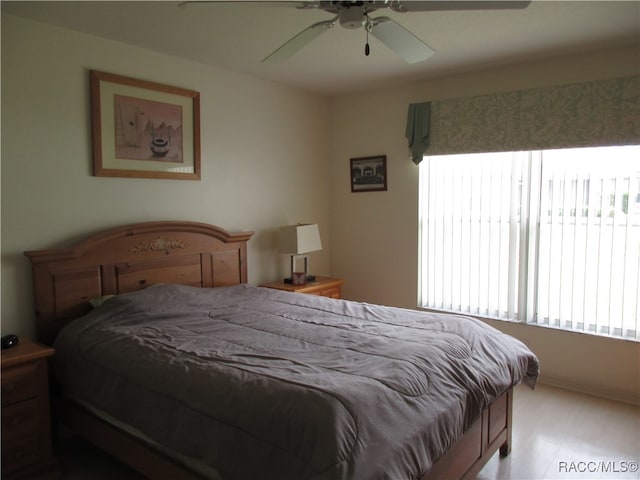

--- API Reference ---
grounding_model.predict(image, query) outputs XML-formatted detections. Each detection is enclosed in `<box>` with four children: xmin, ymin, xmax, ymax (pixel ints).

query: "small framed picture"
<box><xmin>350</xmin><ymin>155</ymin><xmax>387</xmax><ymax>192</ymax></box>
<box><xmin>292</xmin><ymin>272</ymin><xmax>307</xmax><ymax>286</ymax></box>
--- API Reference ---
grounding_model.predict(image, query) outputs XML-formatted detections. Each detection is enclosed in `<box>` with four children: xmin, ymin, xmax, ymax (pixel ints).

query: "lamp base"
<box><xmin>283</xmin><ymin>274</ymin><xmax>316</xmax><ymax>284</ymax></box>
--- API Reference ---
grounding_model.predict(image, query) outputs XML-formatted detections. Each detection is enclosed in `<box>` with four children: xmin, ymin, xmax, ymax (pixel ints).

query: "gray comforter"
<box><xmin>54</xmin><ymin>284</ymin><xmax>539</xmax><ymax>480</ymax></box>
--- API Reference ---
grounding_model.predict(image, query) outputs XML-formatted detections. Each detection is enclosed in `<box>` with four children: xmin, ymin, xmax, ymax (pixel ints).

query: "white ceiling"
<box><xmin>3</xmin><ymin>1</ymin><xmax>639</xmax><ymax>96</ymax></box>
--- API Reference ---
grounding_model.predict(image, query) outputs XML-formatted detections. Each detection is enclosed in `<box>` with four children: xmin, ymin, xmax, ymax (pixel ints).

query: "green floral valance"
<box><xmin>425</xmin><ymin>75</ymin><xmax>640</xmax><ymax>156</ymax></box>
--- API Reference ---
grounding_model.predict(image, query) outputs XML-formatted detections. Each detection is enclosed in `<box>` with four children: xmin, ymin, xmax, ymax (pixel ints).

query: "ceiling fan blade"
<box><xmin>387</xmin><ymin>1</ymin><xmax>531</xmax><ymax>12</ymax></box>
<box><xmin>262</xmin><ymin>18</ymin><xmax>336</xmax><ymax>63</ymax></box>
<box><xmin>370</xmin><ymin>17</ymin><xmax>434</xmax><ymax>64</ymax></box>
<box><xmin>179</xmin><ymin>1</ymin><xmax>303</xmax><ymax>7</ymax></box>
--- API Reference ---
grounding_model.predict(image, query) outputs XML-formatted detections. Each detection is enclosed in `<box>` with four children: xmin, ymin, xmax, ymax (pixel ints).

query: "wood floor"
<box><xmin>477</xmin><ymin>384</ymin><xmax>639</xmax><ymax>480</ymax></box>
<box><xmin>56</xmin><ymin>383</ymin><xmax>639</xmax><ymax>480</ymax></box>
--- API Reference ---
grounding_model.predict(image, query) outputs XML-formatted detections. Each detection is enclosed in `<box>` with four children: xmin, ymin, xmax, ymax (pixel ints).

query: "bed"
<box><xmin>24</xmin><ymin>221</ymin><xmax>539</xmax><ymax>480</ymax></box>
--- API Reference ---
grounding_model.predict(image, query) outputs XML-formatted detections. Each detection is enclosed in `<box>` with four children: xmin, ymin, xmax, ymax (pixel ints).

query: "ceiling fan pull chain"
<box><xmin>365</xmin><ymin>16</ymin><xmax>371</xmax><ymax>56</ymax></box>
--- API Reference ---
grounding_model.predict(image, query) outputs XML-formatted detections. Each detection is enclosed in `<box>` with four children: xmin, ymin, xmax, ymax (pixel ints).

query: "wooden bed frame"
<box><xmin>25</xmin><ymin>221</ymin><xmax>513</xmax><ymax>480</ymax></box>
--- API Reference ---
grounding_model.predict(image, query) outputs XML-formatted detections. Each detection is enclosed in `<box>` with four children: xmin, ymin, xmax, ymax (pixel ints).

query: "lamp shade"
<box><xmin>278</xmin><ymin>224</ymin><xmax>322</xmax><ymax>254</ymax></box>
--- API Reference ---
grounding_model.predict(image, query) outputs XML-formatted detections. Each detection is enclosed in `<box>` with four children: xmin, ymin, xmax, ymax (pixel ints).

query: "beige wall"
<box><xmin>1</xmin><ymin>15</ymin><xmax>332</xmax><ymax>338</ymax></box>
<box><xmin>2</xmin><ymin>14</ymin><xmax>638</xmax><ymax>404</ymax></box>
<box><xmin>328</xmin><ymin>46</ymin><xmax>640</xmax><ymax>404</ymax></box>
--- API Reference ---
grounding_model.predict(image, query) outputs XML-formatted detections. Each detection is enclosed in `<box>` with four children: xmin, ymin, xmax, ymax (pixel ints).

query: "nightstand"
<box><xmin>1</xmin><ymin>339</ymin><xmax>58</xmax><ymax>479</ymax></box>
<box><xmin>261</xmin><ymin>276</ymin><xmax>344</xmax><ymax>299</ymax></box>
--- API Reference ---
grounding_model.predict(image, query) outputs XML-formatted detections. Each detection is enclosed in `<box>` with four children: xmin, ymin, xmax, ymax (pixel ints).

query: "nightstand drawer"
<box><xmin>1</xmin><ymin>363</ymin><xmax>39</xmax><ymax>406</ymax></box>
<box><xmin>1</xmin><ymin>340</ymin><xmax>57</xmax><ymax>479</ymax></box>
<box><xmin>309</xmin><ymin>286</ymin><xmax>341</xmax><ymax>299</ymax></box>
<box><xmin>2</xmin><ymin>398</ymin><xmax>41</xmax><ymax>438</ymax></box>
<box><xmin>1</xmin><ymin>434</ymin><xmax>42</xmax><ymax>474</ymax></box>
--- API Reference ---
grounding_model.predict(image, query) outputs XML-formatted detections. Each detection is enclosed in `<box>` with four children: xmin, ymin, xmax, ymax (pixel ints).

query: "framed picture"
<box><xmin>90</xmin><ymin>70</ymin><xmax>200</xmax><ymax>180</ymax></box>
<box><xmin>350</xmin><ymin>155</ymin><xmax>387</xmax><ymax>192</ymax></box>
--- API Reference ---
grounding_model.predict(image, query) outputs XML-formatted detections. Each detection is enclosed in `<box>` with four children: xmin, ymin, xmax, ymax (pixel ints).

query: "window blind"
<box><xmin>419</xmin><ymin>146</ymin><xmax>639</xmax><ymax>341</ymax></box>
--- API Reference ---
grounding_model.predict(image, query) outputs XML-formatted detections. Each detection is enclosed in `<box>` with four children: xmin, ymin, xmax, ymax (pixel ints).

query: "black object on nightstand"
<box><xmin>1</xmin><ymin>334</ymin><xmax>19</xmax><ymax>349</ymax></box>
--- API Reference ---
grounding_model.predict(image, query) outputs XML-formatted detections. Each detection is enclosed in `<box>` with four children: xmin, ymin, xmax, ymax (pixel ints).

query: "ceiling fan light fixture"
<box><xmin>339</xmin><ymin>6</ymin><xmax>366</xmax><ymax>29</ymax></box>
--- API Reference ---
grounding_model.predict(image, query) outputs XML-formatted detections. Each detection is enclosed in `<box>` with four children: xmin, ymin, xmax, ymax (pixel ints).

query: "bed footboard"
<box><xmin>57</xmin><ymin>388</ymin><xmax>513</xmax><ymax>480</ymax></box>
<box><xmin>422</xmin><ymin>389</ymin><xmax>513</xmax><ymax>480</ymax></box>
<box><xmin>56</xmin><ymin>396</ymin><xmax>206</xmax><ymax>480</ymax></box>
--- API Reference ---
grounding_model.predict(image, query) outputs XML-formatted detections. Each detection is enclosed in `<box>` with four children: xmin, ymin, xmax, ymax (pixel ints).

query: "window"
<box><xmin>418</xmin><ymin>146</ymin><xmax>640</xmax><ymax>341</ymax></box>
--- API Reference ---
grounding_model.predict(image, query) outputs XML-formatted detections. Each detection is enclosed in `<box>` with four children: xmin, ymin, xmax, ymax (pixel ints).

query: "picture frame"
<box><xmin>90</xmin><ymin>70</ymin><xmax>201</xmax><ymax>180</ymax></box>
<box><xmin>350</xmin><ymin>155</ymin><xmax>387</xmax><ymax>192</ymax></box>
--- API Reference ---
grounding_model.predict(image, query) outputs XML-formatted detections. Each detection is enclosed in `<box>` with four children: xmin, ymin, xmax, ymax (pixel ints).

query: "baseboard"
<box><xmin>538</xmin><ymin>374</ymin><xmax>640</xmax><ymax>406</ymax></box>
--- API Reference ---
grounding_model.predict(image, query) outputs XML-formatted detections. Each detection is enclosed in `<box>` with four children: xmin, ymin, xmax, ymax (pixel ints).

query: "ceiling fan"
<box><xmin>183</xmin><ymin>1</ymin><xmax>531</xmax><ymax>64</ymax></box>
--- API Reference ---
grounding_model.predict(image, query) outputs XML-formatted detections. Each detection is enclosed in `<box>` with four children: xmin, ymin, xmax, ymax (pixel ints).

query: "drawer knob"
<box><xmin>10</xmin><ymin>416</ymin><xmax>23</xmax><ymax>426</ymax></box>
<box><xmin>2</xmin><ymin>383</ymin><xmax>15</xmax><ymax>393</ymax></box>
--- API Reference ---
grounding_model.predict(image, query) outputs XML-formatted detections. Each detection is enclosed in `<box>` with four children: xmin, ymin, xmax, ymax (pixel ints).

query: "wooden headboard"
<box><xmin>24</xmin><ymin>221</ymin><xmax>254</xmax><ymax>345</ymax></box>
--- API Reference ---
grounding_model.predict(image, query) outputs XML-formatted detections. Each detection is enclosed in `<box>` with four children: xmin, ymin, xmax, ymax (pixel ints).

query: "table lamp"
<box><xmin>278</xmin><ymin>224</ymin><xmax>322</xmax><ymax>284</ymax></box>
